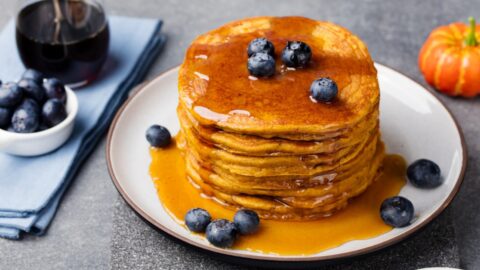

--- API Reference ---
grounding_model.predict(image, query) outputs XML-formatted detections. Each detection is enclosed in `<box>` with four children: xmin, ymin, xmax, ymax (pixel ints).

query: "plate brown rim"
<box><xmin>106</xmin><ymin>63</ymin><xmax>467</xmax><ymax>263</ymax></box>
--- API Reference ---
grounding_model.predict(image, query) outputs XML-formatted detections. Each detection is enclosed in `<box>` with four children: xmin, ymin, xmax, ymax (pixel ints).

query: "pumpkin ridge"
<box><xmin>420</xmin><ymin>40</ymin><xmax>447</xmax><ymax>71</ymax></box>
<box><xmin>454</xmin><ymin>50</ymin><xmax>468</xmax><ymax>95</ymax></box>
<box><xmin>449</xmin><ymin>24</ymin><xmax>464</xmax><ymax>40</ymax></box>
<box><xmin>433</xmin><ymin>47</ymin><xmax>455</xmax><ymax>90</ymax></box>
<box><xmin>462</xmin><ymin>49</ymin><xmax>480</xmax><ymax>96</ymax></box>
<box><xmin>431</xmin><ymin>30</ymin><xmax>454</xmax><ymax>39</ymax></box>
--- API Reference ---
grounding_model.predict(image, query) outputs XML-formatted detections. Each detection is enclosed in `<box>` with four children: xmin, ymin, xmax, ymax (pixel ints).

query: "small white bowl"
<box><xmin>0</xmin><ymin>87</ymin><xmax>78</xmax><ymax>156</ymax></box>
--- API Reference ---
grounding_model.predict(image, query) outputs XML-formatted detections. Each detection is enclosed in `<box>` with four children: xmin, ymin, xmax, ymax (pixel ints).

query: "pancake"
<box><xmin>179</xmin><ymin>101</ymin><xmax>381</xmax><ymax>141</ymax></box>
<box><xmin>178</xmin><ymin>104</ymin><xmax>379</xmax><ymax>156</ymax></box>
<box><xmin>184</xmin><ymin>137</ymin><xmax>383</xmax><ymax>195</ymax></box>
<box><xmin>182</xmin><ymin>124</ymin><xmax>376</xmax><ymax>169</ymax></box>
<box><xmin>178</xmin><ymin>16</ymin><xmax>379</xmax><ymax>136</ymax></box>
<box><xmin>185</xmin><ymin>130</ymin><xmax>379</xmax><ymax>177</ymax></box>
<box><xmin>174</xmin><ymin>16</ymin><xmax>383</xmax><ymax>220</ymax></box>
<box><xmin>180</xmin><ymin>107</ymin><xmax>378</xmax><ymax>166</ymax></box>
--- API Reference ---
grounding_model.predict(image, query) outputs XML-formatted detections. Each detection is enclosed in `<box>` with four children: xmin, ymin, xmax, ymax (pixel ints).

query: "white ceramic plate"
<box><xmin>106</xmin><ymin>63</ymin><xmax>466</xmax><ymax>264</ymax></box>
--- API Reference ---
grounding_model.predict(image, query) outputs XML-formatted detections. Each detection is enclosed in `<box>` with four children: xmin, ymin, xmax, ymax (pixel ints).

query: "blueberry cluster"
<box><xmin>0</xmin><ymin>69</ymin><xmax>67</xmax><ymax>133</ymax></box>
<box><xmin>246</xmin><ymin>38</ymin><xmax>312</xmax><ymax>78</ymax></box>
<box><xmin>185</xmin><ymin>208</ymin><xmax>260</xmax><ymax>248</ymax></box>
<box><xmin>246</xmin><ymin>38</ymin><xmax>338</xmax><ymax>103</ymax></box>
<box><xmin>380</xmin><ymin>159</ymin><xmax>442</xmax><ymax>228</ymax></box>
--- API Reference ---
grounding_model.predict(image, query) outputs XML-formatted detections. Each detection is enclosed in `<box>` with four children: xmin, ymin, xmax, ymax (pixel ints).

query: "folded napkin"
<box><xmin>0</xmin><ymin>16</ymin><xmax>166</xmax><ymax>239</ymax></box>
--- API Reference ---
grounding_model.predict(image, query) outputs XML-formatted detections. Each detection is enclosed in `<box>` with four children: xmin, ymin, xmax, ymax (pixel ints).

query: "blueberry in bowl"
<box><xmin>0</xmin><ymin>70</ymin><xmax>78</xmax><ymax>156</ymax></box>
<box><xmin>17</xmin><ymin>98</ymin><xmax>40</xmax><ymax>112</ymax></box>
<box><xmin>0</xmin><ymin>82</ymin><xmax>24</xmax><ymax>108</ymax></box>
<box><xmin>42</xmin><ymin>99</ymin><xmax>68</xmax><ymax>127</ymax></box>
<box><xmin>11</xmin><ymin>99</ymin><xmax>41</xmax><ymax>133</ymax></box>
<box><xmin>22</xmin><ymin>69</ymin><xmax>44</xmax><ymax>85</ymax></box>
<box><xmin>43</xmin><ymin>78</ymin><xmax>67</xmax><ymax>104</ymax></box>
<box><xmin>18</xmin><ymin>78</ymin><xmax>46</xmax><ymax>104</ymax></box>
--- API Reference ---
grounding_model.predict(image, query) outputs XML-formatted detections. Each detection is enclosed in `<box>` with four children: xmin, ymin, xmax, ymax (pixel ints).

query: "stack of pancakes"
<box><xmin>176</xmin><ymin>16</ymin><xmax>384</xmax><ymax>220</ymax></box>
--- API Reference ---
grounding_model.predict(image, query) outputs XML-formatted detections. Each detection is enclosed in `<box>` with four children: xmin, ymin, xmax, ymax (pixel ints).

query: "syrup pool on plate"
<box><xmin>149</xmin><ymin>135</ymin><xmax>406</xmax><ymax>255</ymax></box>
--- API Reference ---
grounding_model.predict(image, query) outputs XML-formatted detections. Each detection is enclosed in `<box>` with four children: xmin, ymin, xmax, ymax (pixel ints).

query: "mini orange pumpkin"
<box><xmin>418</xmin><ymin>17</ymin><xmax>480</xmax><ymax>97</ymax></box>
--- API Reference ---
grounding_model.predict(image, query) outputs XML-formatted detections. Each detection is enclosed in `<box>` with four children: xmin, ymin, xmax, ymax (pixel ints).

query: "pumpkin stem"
<box><xmin>465</xmin><ymin>17</ymin><xmax>478</xmax><ymax>46</ymax></box>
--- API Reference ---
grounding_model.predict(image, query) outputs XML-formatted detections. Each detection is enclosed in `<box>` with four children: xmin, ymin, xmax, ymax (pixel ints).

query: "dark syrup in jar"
<box><xmin>16</xmin><ymin>0</ymin><xmax>109</xmax><ymax>86</ymax></box>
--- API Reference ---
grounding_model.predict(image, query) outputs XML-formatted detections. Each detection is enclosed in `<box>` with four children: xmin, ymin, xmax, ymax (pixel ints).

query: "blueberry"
<box><xmin>247</xmin><ymin>38</ymin><xmax>275</xmax><ymax>57</ymax></box>
<box><xmin>18</xmin><ymin>79</ymin><xmax>46</xmax><ymax>104</ymax></box>
<box><xmin>0</xmin><ymin>82</ymin><xmax>24</xmax><ymax>108</ymax></box>
<box><xmin>407</xmin><ymin>159</ymin><xmax>442</xmax><ymax>188</ymax></box>
<box><xmin>43</xmin><ymin>78</ymin><xmax>66</xmax><ymax>103</ymax></box>
<box><xmin>12</xmin><ymin>110</ymin><xmax>38</xmax><ymax>133</ymax></box>
<box><xmin>310</xmin><ymin>77</ymin><xmax>338</xmax><ymax>103</ymax></box>
<box><xmin>18</xmin><ymin>98</ymin><xmax>40</xmax><ymax>113</ymax></box>
<box><xmin>281</xmin><ymin>41</ymin><xmax>312</xmax><ymax>68</ymax></box>
<box><xmin>42</xmin><ymin>99</ymin><xmax>67</xmax><ymax>127</ymax></box>
<box><xmin>0</xmin><ymin>107</ymin><xmax>11</xmax><ymax>128</ymax></box>
<box><xmin>185</xmin><ymin>208</ymin><xmax>211</xmax><ymax>233</ymax></box>
<box><xmin>22</xmin><ymin>69</ymin><xmax>44</xmax><ymax>84</ymax></box>
<box><xmin>380</xmin><ymin>196</ymin><xmax>414</xmax><ymax>228</ymax></box>
<box><xmin>233</xmin><ymin>209</ymin><xmax>260</xmax><ymax>235</ymax></box>
<box><xmin>247</xmin><ymin>52</ymin><xmax>275</xmax><ymax>77</ymax></box>
<box><xmin>11</xmin><ymin>99</ymin><xmax>40</xmax><ymax>133</ymax></box>
<box><xmin>146</xmin><ymin>125</ymin><xmax>171</xmax><ymax>148</ymax></box>
<box><xmin>205</xmin><ymin>219</ymin><xmax>237</xmax><ymax>248</ymax></box>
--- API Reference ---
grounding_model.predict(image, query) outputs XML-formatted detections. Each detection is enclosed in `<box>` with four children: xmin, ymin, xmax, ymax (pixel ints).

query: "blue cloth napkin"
<box><xmin>0</xmin><ymin>16</ymin><xmax>166</xmax><ymax>239</ymax></box>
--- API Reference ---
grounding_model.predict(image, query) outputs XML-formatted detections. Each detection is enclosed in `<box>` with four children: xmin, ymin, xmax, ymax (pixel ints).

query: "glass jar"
<box><xmin>15</xmin><ymin>0</ymin><xmax>109</xmax><ymax>88</ymax></box>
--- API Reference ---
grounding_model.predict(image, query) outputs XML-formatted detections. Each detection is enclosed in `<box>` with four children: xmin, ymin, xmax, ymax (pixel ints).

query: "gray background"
<box><xmin>0</xmin><ymin>0</ymin><xmax>479</xmax><ymax>269</ymax></box>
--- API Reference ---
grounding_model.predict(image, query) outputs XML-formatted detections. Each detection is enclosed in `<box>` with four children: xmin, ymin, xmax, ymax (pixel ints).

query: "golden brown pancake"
<box><xmin>178</xmin><ymin>16</ymin><xmax>379</xmax><ymax>135</ymax></box>
<box><xmin>185</xmin><ymin>130</ymin><xmax>379</xmax><ymax>177</ymax></box>
<box><xmin>178</xmin><ymin>104</ymin><xmax>379</xmax><ymax>156</ymax></box>
<box><xmin>184</xmin><ymin>138</ymin><xmax>384</xmax><ymax>195</ymax></box>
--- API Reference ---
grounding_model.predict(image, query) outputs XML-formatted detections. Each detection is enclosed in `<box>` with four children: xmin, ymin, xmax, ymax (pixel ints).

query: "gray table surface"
<box><xmin>1</xmin><ymin>0</ymin><xmax>479</xmax><ymax>269</ymax></box>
